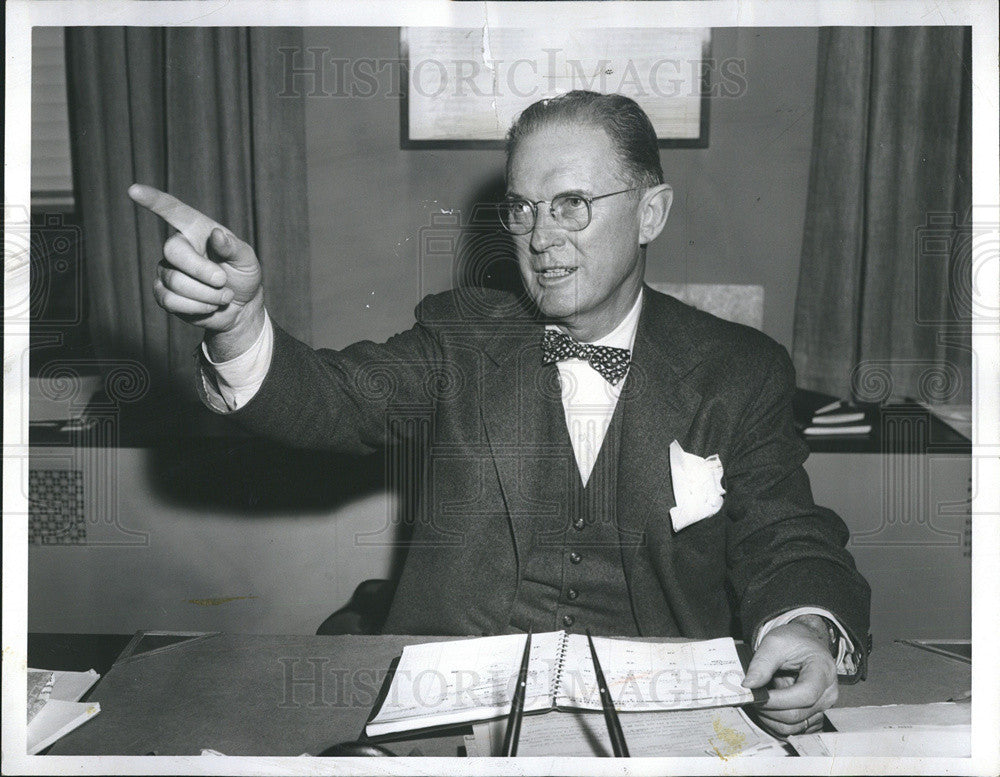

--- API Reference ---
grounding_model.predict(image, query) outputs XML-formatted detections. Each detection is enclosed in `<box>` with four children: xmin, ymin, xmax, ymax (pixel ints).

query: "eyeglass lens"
<box><xmin>501</xmin><ymin>194</ymin><xmax>590</xmax><ymax>234</ymax></box>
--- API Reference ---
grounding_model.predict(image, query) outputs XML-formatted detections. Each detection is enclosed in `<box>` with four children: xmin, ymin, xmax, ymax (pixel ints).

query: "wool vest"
<box><xmin>507</xmin><ymin>378</ymin><xmax>640</xmax><ymax>636</ymax></box>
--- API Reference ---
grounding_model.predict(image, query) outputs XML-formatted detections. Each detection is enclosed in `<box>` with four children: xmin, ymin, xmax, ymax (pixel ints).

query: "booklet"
<box><xmin>26</xmin><ymin>668</ymin><xmax>101</xmax><ymax>754</ymax></box>
<box><xmin>366</xmin><ymin>632</ymin><xmax>762</xmax><ymax>738</ymax></box>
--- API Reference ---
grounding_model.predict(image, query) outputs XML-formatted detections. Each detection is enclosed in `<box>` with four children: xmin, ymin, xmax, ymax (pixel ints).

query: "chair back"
<box><xmin>648</xmin><ymin>283</ymin><xmax>764</xmax><ymax>330</ymax></box>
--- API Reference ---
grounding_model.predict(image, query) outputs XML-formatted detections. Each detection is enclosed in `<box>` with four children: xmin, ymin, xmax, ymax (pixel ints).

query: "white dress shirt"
<box><xmin>198</xmin><ymin>295</ymin><xmax>854</xmax><ymax>671</ymax></box>
<box><xmin>548</xmin><ymin>290</ymin><xmax>643</xmax><ymax>487</ymax></box>
<box><xmin>198</xmin><ymin>309</ymin><xmax>274</xmax><ymax>413</ymax></box>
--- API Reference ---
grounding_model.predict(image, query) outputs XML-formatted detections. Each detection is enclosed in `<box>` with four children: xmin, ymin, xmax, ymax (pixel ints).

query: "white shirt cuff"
<box><xmin>197</xmin><ymin>310</ymin><xmax>274</xmax><ymax>413</ymax></box>
<box><xmin>754</xmin><ymin>606</ymin><xmax>858</xmax><ymax>675</ymax></box>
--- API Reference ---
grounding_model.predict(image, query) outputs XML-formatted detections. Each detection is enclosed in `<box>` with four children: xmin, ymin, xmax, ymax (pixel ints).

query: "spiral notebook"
<box><xmin>365</xmin><ymin>632</ymin><xmax>763</xmax><ymax>738</ymax></box>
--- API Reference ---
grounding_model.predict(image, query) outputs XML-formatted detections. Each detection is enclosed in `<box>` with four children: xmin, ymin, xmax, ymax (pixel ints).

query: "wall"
<box><xmin>28</xmin><ymin>445</ymin><xmax>399</xmax><ymax>635</ymax></box>
<box><xmin>303</xmin><ymin>27</ymin><xmax>818</xmax><ymax>351</ymax></box>
<box><xmin>805</xmin><ymin>453</ymin><xmax>971</xmax><ymax>642</ymax></box>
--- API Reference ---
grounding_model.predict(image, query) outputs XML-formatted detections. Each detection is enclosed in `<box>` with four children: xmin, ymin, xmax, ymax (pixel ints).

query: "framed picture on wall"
<box><xmin>400</xmin><ymin>27</ymin><xmax>711</xmax><ymax>149</ymax></box>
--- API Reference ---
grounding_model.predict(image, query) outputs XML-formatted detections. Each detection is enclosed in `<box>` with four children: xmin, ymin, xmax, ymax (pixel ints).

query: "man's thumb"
<box><xmin>742</xmin><ymin>648</ymin><xmax>779</xmax><ymax>688</ymax></box>
<box><xmin>209</xmin><ymin>227</ymin><xmax>236</xmax><ymax>259</ymax></box>
<box><xmin>208</xmin><ymin>227</ymin><xmax>256</xmax><ymax>271</ymax></box>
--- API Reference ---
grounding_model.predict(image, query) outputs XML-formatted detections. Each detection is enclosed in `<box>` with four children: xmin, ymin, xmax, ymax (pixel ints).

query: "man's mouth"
<box><xmin>536</xmin><ymin>267</ymin><xmax>578</xmax><ymax>279</ymax></box>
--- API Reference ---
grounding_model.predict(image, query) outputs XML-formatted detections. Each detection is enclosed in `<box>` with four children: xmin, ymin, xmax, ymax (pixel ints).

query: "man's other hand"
<box><xmin>741</xmin><ymin>615</ymin><xmax>838</xmax><ymax>738</ymax></box>
<box><xmin>128</xmin><ymin>184</ymin><xmax>265</xmax><ymax>360</ymax></box>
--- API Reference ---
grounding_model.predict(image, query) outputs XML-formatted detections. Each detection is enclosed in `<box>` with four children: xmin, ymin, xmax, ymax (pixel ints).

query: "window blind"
<box><xmin>31</xmin><ymin>27</ymin><xmax>74</xmax><ymax>209</ymax></box>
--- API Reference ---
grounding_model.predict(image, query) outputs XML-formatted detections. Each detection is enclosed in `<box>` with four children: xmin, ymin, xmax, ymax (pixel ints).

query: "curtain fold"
<box><xmin>792</xmin><ymin>27</ymin><xmax>971</xmax><ymax>405</ymax></box>
<box><xmin>66</xmin><ymin>27</ymin><xmax>312</xmax><ymax>400</ymax></box>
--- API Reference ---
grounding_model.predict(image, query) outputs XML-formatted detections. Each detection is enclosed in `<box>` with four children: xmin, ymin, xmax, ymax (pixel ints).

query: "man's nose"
<box><xmin>529</xmin><ymin>207</ymin><xmax>566</xmax><ymax>253</ymax></box>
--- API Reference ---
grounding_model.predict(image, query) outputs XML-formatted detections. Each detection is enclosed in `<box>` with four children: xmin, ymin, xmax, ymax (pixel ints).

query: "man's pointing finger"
<box><xmin>128</xmin><ymin>183</ymin><xmax>220</xmax><ymax>252</ymax></box>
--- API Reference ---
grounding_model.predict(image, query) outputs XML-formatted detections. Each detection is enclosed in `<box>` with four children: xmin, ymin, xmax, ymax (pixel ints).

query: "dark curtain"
<box><xmin>792</xmin><ymin>27</ymin><xmax>971</xmax><ymax>405</ymax></box>
<box><xmin>66</xmin><ymin>27</ymin><xmax>312</xmax><ymax>400</ymax></box>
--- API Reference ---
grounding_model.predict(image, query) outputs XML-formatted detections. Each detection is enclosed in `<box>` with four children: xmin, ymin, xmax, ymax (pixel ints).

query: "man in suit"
<box><xmin>130</xmin><ymin>91</ymin><xmax>870</xmax><ymax>736</ymax></box>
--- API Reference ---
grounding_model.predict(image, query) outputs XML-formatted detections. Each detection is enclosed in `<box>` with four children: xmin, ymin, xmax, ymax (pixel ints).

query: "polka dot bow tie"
<box><xmin>540</xmin><ymin>329</ymin><xmax>632</xmax><ymax>385</ymax></box>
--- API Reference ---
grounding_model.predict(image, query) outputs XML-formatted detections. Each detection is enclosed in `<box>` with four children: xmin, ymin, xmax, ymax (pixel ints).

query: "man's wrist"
<box><xmin>205</xmin><ymin>291</ymin><xmax>266</xmax><ymax>362</ymax></box>
<box><xmin>792</xmin><ymin>613</ymin><xmax>839</xmax><ymax>658</ymax></box>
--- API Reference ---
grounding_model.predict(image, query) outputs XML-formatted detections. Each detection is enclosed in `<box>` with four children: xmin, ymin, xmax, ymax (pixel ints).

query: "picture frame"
<box><xmin>400</xmin><ymin>27</ymin><xmax>712</xmax><ymax>149</ymax></box>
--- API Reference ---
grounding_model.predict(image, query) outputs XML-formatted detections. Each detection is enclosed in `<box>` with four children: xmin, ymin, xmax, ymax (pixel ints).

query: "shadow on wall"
<box><xmin>145</xmin><ymin>439</ymin><xmax>416</xmax><ymax>588</ymax></box>
<box><xmin>455</xmin><ymin>174</ymin><xmax>525</xmax><ymax>297</ymax></box>
<box><xmin>146</xmin><ymin>441</ymin><xmax>383</xmax><ymax>513</ymax></box>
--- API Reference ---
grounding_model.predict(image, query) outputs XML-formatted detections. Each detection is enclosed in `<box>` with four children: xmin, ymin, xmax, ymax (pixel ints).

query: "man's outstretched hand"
<box><xmin>128</xmin><ymin>184</ymin><xmax>265</xmax><ymax>361</ymax></box>
<box><xmin>741</xmin><ymin>615</ymin><xmax>839</xmax><ymax>738</ymax></box>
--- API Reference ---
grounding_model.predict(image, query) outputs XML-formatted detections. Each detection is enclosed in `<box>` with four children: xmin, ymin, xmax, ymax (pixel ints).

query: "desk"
<box><xmin>44</xmin><ymin>633</ymin><xmax>971</xmax><ymax>756</ymax></box>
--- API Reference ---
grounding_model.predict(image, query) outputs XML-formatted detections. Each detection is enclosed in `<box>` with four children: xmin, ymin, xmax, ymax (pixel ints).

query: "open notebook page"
<box><xmin>367</xmin><ymin>631</ymin><xmax>562</xmax><ymax>735</ymax></box>
<box><xmin>556</xmin><ymin>635</ymin><xmax>755</xmax><ymax>711</ymax></box>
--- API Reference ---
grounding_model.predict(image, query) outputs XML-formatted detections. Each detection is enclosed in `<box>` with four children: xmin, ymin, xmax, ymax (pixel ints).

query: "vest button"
<box><xmin>572</xmin><ymin>518</ymin><xmax>585</xmax><ymax>531</ymax></box>
<box><xmin>569</xmin><ymin>551</ymin><xmax>582</xmax><ymax>564</ymax></box>
<box><xmin>562</xmin><ymin>614</ymin><xmax>575</xmax><ymax>627</ymax></box>
<box><xmin>567</xmin><ymin>588</ymin><xmax>579</xmax><ymax>600</ymax></box>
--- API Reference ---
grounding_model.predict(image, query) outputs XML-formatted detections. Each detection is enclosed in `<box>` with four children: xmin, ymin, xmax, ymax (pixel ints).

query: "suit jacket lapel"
<box><xmin>480</xmin><ymin>320</ymin><xmax>570</xmax><ymax>566</ymax></box>
<box><xmin>617</xmin><ymin>288</ymin><xmax>705</xmax><ymax>572</ymax></box>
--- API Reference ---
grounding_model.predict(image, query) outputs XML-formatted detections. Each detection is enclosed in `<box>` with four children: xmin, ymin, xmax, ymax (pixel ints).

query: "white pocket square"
<box><xmin>668</xmin><ymin>440</ymin><xmax>725</xmax><ymax>532</ymax></box>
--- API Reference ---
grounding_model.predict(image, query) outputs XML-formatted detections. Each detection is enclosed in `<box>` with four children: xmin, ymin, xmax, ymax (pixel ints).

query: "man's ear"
<box><xmin>638</xmin><ymin>184</ymin><xmax>673</xmax><ymax>246</ymax></box>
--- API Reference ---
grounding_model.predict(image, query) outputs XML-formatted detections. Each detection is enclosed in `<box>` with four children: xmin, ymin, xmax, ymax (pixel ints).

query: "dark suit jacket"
<box><xmin>231</xmin><ymin>286</ymin><xmax>870</xmax><ymax>676</ymax></box>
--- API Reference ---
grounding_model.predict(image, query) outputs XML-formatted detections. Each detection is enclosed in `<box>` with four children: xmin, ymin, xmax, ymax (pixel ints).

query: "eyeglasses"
<box><xmin>498</xmin><ymin>187</ymin><xmax>643</xmax><ymax>235</ymax></box>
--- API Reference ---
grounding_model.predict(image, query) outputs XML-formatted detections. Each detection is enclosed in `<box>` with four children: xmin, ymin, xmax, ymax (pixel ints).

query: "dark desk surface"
<box><xmin>28</xmin><ymin>633</ymin><xmax>133</xmax><ymax>678</ymax></box>
<box><xmin>41</xmin><ymin>632</ymin><xmax>972</xmax><ymax>757</ymax></box>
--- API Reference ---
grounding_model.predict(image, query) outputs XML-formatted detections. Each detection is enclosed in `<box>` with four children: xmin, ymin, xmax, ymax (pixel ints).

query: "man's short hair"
<box><xmin>505</xmin><ymin>91</ymin><xmax>664</xmax><ymax>189</ymax></box>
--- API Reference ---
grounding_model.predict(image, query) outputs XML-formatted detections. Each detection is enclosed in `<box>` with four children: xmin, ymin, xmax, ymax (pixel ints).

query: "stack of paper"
<box><xmin>802</xmin><ymin>399</ymin><xmax>872</xmax><ymax>437</ymax></box>
<box><xmin>26</xmin><ymin>668</ymin><xmax>101</xmax><ymax>755</ymax></box>
<box><xmin>788</xmin><ymin>727</ymin><xmax>970</xmax><ymax>757</ymax></box>
<box><xmin>788</xmin><ymin>702</ymin><xmax>971</xmax><ymax>757</ymax></box>
<box><xmin>465</xmin><ymin>707</ymin><xmax>787</xmax><ymax>758</ymax></box>
<box><xmin>27</xmin><ymin>671</ymin><xmax>55</xmax><ymax>723</ymax></box>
